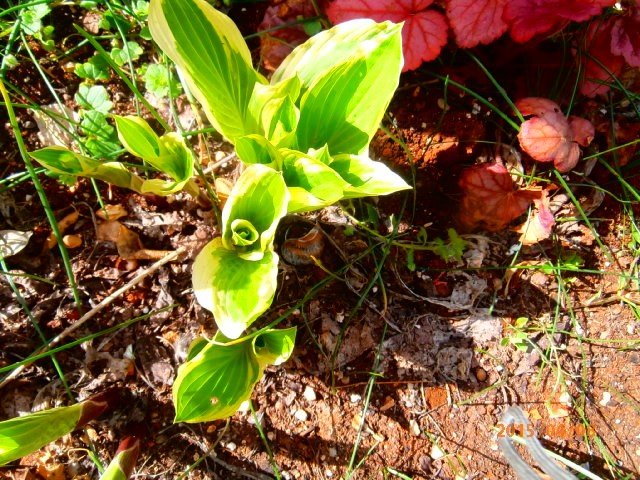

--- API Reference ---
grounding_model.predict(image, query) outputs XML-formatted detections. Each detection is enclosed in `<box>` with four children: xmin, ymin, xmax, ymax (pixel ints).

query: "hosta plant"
<box><xmin>148</xmin><ymin>0</ymin><xmax>410</xmax><ymax>422</ymax></box>
<box><xmin>30</xmin><ymin>115</ymin><xmax>200</xmax><ymax>198</ymax></box>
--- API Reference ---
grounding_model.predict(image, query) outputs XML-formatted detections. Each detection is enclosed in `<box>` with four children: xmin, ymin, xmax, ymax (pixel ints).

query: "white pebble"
<box><xmin>303</xmin><ymin>386</ymin><xmax>317</xmax><ymax>402</ymax></box>
<box><xmin>350</xmin><ymin>394</ymin><xmax>361</xmax><ymax>403</ymax></box>
<box><xmin>226</xmin><ymin>442</ymin><xmax>237</xmax><ymax>451</ymax></box>
<box><xmin>293</xmin><ymin>409</ymin><xmax>309</xmax><ymax>422</ymax></box>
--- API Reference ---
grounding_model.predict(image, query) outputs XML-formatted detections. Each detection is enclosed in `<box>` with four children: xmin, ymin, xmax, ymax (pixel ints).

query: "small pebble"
<box><xmin>599</xmin><ymin>391</ymin><xmax>612</xmax><ymax>407</ymax></box>
<box><xmin>430</xmin><ymin>444</ymin><xmax>445</xmax><ymax>459</ymax></box>
<box><xmin>303</xmin><ymin>386</ymin><xmax>317</xmax><ymax>402</ymax></box>
<box><xmin>410</xmin><ymin>419</ymin><xmax>421</xmax><ymax>436</ymax></box>
<box><xmin>293</xmin><ymin>409</ymin><xmax>309</xmax><ymax>422</ymax></box>
<box><xmin>475</xmin><ymin>367</ymin><xmax>487</xmax><ymax>382</ymax></box>
<box><xmin>226</xmin><ymin>442</ymin><xmax>237</xmax><ymax>452</ymax></box>
<box><xmin>350</xmin><ymin>394</ymin><xmax>361</xmax><ymax>403</ymax></box>
<box><xmin>329</xmin><ymin>447</ymin><xmax>338</xmax><ymax>457</ymax></box>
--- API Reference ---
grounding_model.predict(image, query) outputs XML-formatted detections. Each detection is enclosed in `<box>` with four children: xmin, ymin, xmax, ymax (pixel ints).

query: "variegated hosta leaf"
<box><xmin>0</xmin><ymin>395</ymin><xmax>111</xmax><ymax>466</ymax></box>
<box><xmin>330</xmin><ymin>153</ymin><xmax>411</xmax><ymax>198</ymax></box>
<box><xmin>173</xmin><ymin>328</ymin><xmax>296</xmax><ymax>423</ymax></box>
<box><xmin>30</xmin><ymin>147</ymin><xmax>144</xmax><ymax>193</ymax></box>
<box><xmin>281</xmin><ymin>147</ymin><xmax>347</xmax><ymax>213</ymax></box>
<box><xmin>273</xmin><ymin>19</ymin><xmax>403</xmax><ymax>156</ymax></box>
<box><xmin>220</xmin><ymin>164</ymin><xmax>289</xmax><ymax>260</ymax></box>
<box><xmin>149</xmin><ymin>0</ymin><xmax>263</xmax><ymax>141</ymax></box>
<box><xmin>192</xmin><ymin>238</ymin><xmax>280</xmax><ymax>339</ymax></box>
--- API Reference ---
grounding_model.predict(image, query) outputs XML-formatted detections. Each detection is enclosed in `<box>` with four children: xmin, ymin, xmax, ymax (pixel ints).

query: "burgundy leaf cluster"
<box><xmin>324</xmin><ymin>0</ymin><xmax>617</xmax><ymax>71</ymax></box>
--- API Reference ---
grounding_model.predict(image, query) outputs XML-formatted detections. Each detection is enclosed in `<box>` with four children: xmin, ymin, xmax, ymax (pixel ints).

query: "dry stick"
<box><xmin>0</xmin><ymin>247</ymin><xmax>185</xmax><ymax>389</ymax></box>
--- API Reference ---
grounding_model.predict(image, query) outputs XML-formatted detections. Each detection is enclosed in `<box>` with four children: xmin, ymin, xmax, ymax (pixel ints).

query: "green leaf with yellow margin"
<box><xmin>149</xmin><ymin>0</ymin><xmax>263</xmax><ymax>141</ymax></box>
<box><xmin>173</xmin><ymin>328</ymin><xmax>296</xmax><ymax>423</ymax></box>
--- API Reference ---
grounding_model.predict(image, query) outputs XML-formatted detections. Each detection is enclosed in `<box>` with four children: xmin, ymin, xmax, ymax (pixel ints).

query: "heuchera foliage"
<box><xmin>516</xmin><ymin>97</ymin><xmax>595</xmax><ymax>172</ymax></box>
<box><xmin>458</xmin><ymin>163</ymin><xmax>543</xmax><ymax>232</ymax></box>
<box><xmin>577</xmin><ymin>1</ymin><xmax>640</xmax><ymax>97</ymax></box>
<box><xmin>325</xmin><ymin>0</ymin><xmax>448</xmax><ymax>70</ymax></box>
<box><xmin>324</xmin><ymin>0</ymin><xmax>616</xmax><ymax>71</ymax></box>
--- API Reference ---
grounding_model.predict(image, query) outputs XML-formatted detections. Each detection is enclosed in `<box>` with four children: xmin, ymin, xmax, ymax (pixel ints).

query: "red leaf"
<box><xmin>610</xmin><ymin>4</ymin><xmax>640</xmax><ymax>67</ymax></box>
<box><xmin>446</xmin><ymin>0</ymin><xmax>508</xmax><ymax>48</ymax></box>
<box><xmin>259</xmin><ymin>1</ymin><xmax>316</xmax><ymax>71</ymax></box>
<box><xmin>577</xmin><ymin>19</ymin><xmax>625</xmax><ymax>97</ymax></box>
<box><xmin>516</xmin><ymin>97</ymin><xmax>595</xmax><ymax>172</ymax></box>
<box><xmin>517</xmin><ymin>190</ymin><xmax>555</xmax><ymax>244</ymax></box>
<box><xmin>504</xmin><ymin>0</ymin><xmax>616</xmax><ymax>44</ymax></box>
<box><xmin>458</xmin><ymin>163</ymin><xmax>542</xmax><ymax>231</ymax></box>
<box><xmin>325</xmin><ymin>0</ymin><xmax>448</xmax><ymax>71</ymax></box>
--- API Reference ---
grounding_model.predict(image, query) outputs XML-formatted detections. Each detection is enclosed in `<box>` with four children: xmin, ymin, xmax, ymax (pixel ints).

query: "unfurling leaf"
<box><xmin>516</xmin><ymin>97</ymin><xmax>595</xmax><ymax>172</ymax></box>
<box><xmin>99</xmin><ymin>437</ymin><xmax>141</xmax><ymax>480</ymax></box>
<box><xmin>324</xmin><ymin>0</ymin><xmax>448</xmax><ymax>71</ymax></box>
<box><xmin>446</xmin><ymin>0</ymin><xmax>508</xmax><ymax>48</ymax></box>
<box><xmin>173</xmin><ymin>328</ymin><xmax>296</xmax><ymax>423</ymax></box>
<box><xmin>458</xmin><ymin>163</ymin><xmax>542</xmax><ymax>231</ymax></box>
<box><xmin>192</xmin><ymin>164</ymin><xmax>289</xmax><ymax>338</ymax></box>
<box><xmin>220</xmin><ymin>164</ymin><xmax>290</xmax><ymax>259</ymax></box>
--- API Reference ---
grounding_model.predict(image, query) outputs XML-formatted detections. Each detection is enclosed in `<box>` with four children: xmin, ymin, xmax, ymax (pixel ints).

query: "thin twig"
<box><xmin>0</xmin><ymin>247</ymin><xmax>185</xmax><ymax>389</ymax></box>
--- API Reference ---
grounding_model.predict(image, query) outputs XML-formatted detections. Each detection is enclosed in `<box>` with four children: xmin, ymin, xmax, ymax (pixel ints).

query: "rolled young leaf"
<box><xmin>220</xmin><ymin>164</ymin><xmax>289</xmax><ymax>260</ymax></box>
<box><xmin>98</xmin><ymin>437</ymin><xmax>141</xmax><ymax>480</ymax></box>
<box><xmin>149</xmin><ymin>0</ymin><xmax>263</xmax><ymax>141</ymax></box>
<box><xmin>230</xmin><ymin>219</ymin><xmax>260</xmax><ymax>247</ymax></box>
<box><xmin>114</xmin><ymin>115</ymin><xmax>161</xmax><ymax>159</ymax></box>
<box><xmin>173</xmin><ymin>328</ymin><xmax>296</xmax><ymax>423</ymax></box>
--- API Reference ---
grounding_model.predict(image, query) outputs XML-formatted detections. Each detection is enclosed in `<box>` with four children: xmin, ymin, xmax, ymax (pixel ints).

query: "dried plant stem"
<box><xmin>0</xmin><ymin>247</ymin><xmax>185</xmax><ymax>389</ymax></box>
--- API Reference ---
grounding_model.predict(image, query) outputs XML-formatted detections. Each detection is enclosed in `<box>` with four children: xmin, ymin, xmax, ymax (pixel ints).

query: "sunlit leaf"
<box><xmin>458</xmin><ymin>163</ymin><xmax>542</xmax><ymax>231</ymax></box>
<box><xmin>504</xmin><ymin>0</ymin><xmax>615</xmax><ymax>44</ymax></box>
<box><xmin>30</xmin><ymin>147</ymin><xmax>144</xmax><ymax>192</ymax></box>
<box><xmin>330</xmin><ymin>154</ymin><xmax>411</xmax><ymax>198</ymax></box>
<box><xmin>173</xmin><ymin>327</ymin><xmax>296</xmax><ymax>423</ymax></box>
<box><xmin>275</xmin><ymin>19</ymin><xmax>403</xmax><ymax>156</ymax></box>
<box><xmin>0</xmin><ymin>394</ymin><xmax>112</xmax><ymax>466</ymax></box>
<box><xmin>281</xmin><ymin>149</ymin><xmax>347</xmax><ymax>212</ymax></box>
<box><xmin>446</xmin><ymin>0</ymin><xmax>508</xmax><ymax>48</ymax></box>
<box><xmin>192</xmin><ymin>238</ymin><xmax>280</xmax><ymax>339</ymax></box>
<box><xmin>516</xmin><ymin>97</ymin><xmax>595</xmax><ymax>172</ymax></box>
<box><xmin>324</xmin><ymin>0</ymin><xmax>447</xmax><ymax>71</ymax></box>
<box><xmin>149</xmin><ymin>0</ymin><xmax>263</xmax><ymax>141</ymax></box>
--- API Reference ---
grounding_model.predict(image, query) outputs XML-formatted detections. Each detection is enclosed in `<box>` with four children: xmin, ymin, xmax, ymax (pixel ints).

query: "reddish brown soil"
<box><xmin>1</xmin><ymin>3</ymin><xmax>639</xmax><ymax>480</ymax></box>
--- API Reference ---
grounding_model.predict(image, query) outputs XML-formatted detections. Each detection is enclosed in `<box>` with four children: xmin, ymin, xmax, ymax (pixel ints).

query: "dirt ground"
<box><xmin>1</xmin><ymin>3</ymin><xmax>639</xmax><ymax>480</ymax></box>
